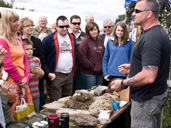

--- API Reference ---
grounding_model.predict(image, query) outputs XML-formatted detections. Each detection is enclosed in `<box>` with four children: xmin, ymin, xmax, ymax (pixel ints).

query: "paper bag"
<box><xmin>13</xmin><ymin>109</ymin><xmax>27</xmax><ymax>121</ymax></box>
<box><xmin>16</xmin><ymin>98</ymin><xmax>28</xmax><ymax>112</ymax></box>
<box><xmin>26</xmin><ymin>103</ymin><xmax>35</xmax><ymax>115</ymax></box>
<box><xmin>14</xmin><ymin>98</ymin><xmax>28</xmax><ymax>121</ymax></box>
<box><xmin>13</xmin><ymin>98</ymin><xmax>35</xmax><ymax>121</ymax></box>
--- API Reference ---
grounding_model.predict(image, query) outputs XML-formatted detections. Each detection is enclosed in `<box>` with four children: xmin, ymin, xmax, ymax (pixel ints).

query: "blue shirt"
<box><xmin>102</xmin><ymin>38</ymin><xmax>133</xmax><ymax>77</ymax></box>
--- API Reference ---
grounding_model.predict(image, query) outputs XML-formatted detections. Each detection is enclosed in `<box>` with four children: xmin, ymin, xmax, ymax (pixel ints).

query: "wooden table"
<box><xmin>97</xmin><ymin>102</ymin><xmax>131</xmax><ymax>128</ymax></box>
<box><xmin>7</xmin><ymin>103</ymin><xmax>131</xmax><ymax>128</ymax></box>
<box><xmin>69</xmin><ymin>102</ymin><xmax>131</xmax><ymax>128</ymax></box>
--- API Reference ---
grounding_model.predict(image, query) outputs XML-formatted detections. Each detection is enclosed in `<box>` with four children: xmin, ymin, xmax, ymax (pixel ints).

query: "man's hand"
<box><xmin>104</xmin><ymin>75</ymin><xmax>110</xmax><ymax>81</ymax></box>
<box><xmin>110</xmin><ymin>79</ymin><xmax>123</xmax><ymax>91</ymax></box>
<box><xmin>1</xmin><ymin>81</ymin><xmax>11</xmax><ymax>95</ymax></box>
<box><xmin>118</xmin><ymin>64</ymin><xmax>130</xmax><ymax>75</ymax></box>
<box><xmin>48</xmin><ymin>73</ymin><xmax>56</xmax><ymax>81</ymax></box>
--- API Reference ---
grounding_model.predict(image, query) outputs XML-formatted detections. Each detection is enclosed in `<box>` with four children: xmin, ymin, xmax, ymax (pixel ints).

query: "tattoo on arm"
<box><xmin>127</xmin><ymin>77</ymin><xmax>138</xmax><ymax>85</ymax></box>
<box><xmin>143</xmin><ymin>65</ymin><xmax>157</xmax><ymax>72</ymax></box>
<box><xmin>126</xmin><ymin>66</ymin><xmax>158</xmax><ymax>86</ymax></box>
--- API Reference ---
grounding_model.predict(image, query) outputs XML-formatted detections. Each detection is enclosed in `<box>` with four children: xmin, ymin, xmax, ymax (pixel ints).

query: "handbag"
<box><xmin>13</xmin><ymin>98</ymin><xmax>35</xmax><ymax>121</ymax></box>
<box><xmin>16</xmin><ymin>98</ymin><xmax>28</xmax><ymax>112</ymax></box>
<box><xmin>13</xmin><ymin>98</ymin><xmax>28</xmax><ymax>121</ymax></box>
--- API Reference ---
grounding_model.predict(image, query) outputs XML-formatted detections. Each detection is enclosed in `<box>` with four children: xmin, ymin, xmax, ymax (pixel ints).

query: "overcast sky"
<box><xmin>3</xmin><ymin>0</ymin><xmax>126</xmax><ymax>28</ymax></box>
<box><xmin>13</xmin><ymin>0</ymin><xmax>126</xmax><ymax>20</ymax></box>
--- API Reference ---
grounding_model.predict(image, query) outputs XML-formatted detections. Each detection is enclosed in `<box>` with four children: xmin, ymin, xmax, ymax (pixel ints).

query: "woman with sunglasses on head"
<box><xmin>0</xmin><ymin>10</ymin><xmax>33</xmax><ymax>121</ymax></box>
<box><xmin>102</xmin><ymin>21</ymin><xmax>134</xmax><ymax>85</ymax></box>
<box><xmin>79</xmin><ymin>22</ymin><xmax>105</xmax><ymax>89</ymax></box>
<box><xmin>19</xmin><ymin>17</ymin><xmax>55</xmax><ymax>110</ymax></box>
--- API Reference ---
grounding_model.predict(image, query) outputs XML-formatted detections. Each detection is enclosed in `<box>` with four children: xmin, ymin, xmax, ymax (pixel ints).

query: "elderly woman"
<box><xmin>79</xmin><ymin>22</ymin><xmax>105</xmax><ymax>89</ymax></box>
<box><xmin>19</xmin><ymin>16</ymin><xmax>55</xmax><ymax>110</ymax></box>
<box><xmin>0</xmin><ymin>10</ymin><xmax>32</xmax><ymax>120</ymax></box>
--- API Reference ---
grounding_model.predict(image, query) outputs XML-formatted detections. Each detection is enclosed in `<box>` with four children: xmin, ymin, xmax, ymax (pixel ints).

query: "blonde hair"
<box><xmin>0</xmin><ymin>10</ymin><xmax>19</xmax><ymax>40</ymax></box>
<box><xmin>19</xmin><ymin>16</ymin><xmax>34</xmax><ymax>33</ymax></box>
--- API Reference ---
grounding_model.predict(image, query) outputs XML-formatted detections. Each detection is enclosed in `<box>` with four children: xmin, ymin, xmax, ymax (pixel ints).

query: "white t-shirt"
<box><xmin>56</xmin><ymin>34</ymin><xmax>73</xmax><ymax>73</ymax></box>
<box><xmin>104</xmin><ymin>34</ymin><xmax>112</xmax><ymax>47</ymax></box>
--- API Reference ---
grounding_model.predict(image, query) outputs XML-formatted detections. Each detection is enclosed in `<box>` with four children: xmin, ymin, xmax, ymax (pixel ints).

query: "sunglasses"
<box><xmin>104</xmin><ymin>26</ymin><xmax>112</xmax><ymax>28</ymax></box>
<box><xmin>72</xmin><ymin>22</ymin><xmax>81</xmax><ymax>25</ymax></box>
<box><xmin>23</xmin><ymin>24</ymin><xmax>35</xmax><ymax>27</ymax></box>
<box><xmin>134</xmin><ymin>9</ymin><xmax>154</xmax><ymax>13</ymax></box>
<box><xmin>58</xmin><ymin>25</ymin><xmax>70</xmax><ymax>29</ymax></box>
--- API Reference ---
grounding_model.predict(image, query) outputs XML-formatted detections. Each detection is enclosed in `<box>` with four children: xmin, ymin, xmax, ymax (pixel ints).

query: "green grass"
<box><xmin>163</xmin><ymin>92</ymin><xmax>171</xmax><ymax>128</ymax></box>
<box><xmin>163</xmin><ymin>110</ymin><xmax>171</xmax><ymax>128</ymax></box>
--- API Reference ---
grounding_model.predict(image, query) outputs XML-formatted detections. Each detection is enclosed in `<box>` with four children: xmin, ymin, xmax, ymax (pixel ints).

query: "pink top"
<box><xmin>0</xmin><ymin>37</ymin><xmax>31</xmax><ymax>84</ymax></box>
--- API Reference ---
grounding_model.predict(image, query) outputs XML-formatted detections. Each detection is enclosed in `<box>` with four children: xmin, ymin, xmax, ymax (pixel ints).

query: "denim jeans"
<box><xmin>73</xmin><ymin>70</ymin><xmax>84</xmax><ymax>94</ymax></box>
<box><xmin>81</xmin><ymin>72</ymin><xmax>103</xmax><ymax>89</ymax></box>
<box><xmin>38</xmin><ymin>77</ymin><xmax>45</xmax><ymax>110</ymax></box>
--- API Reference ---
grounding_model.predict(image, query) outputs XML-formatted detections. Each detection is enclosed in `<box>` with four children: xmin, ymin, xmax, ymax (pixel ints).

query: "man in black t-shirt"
<box><xmin>111</xmin><ymin>0</ymin><xmax>170</xmax><ymax>128</ymax></box>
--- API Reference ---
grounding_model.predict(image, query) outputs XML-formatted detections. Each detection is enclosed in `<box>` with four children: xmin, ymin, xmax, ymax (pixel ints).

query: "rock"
<box><xmin>65</xmin><ymin>92</ymin><xmax>94</xmax><ymax>110</ymax></box>
<box><xmin>56</xmin><ymin>108</ymin><xmax>90</xmax><ymax>116</ymax></box>
<box><xmin>89</xmin><ymin>93</ymin><xmax>119</xmax><ymax>117</ymax></box>
<box><xmin>43</xmin><ymin>101</ymin><xmax>65</xmax><ymax>110</ymax></box>
<box><xmin>72</xmin><ymin>114</ymin><xmax>100</xmax><ymax>126</ymax></box>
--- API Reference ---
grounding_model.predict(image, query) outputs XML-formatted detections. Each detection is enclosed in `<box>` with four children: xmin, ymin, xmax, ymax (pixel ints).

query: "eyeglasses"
<box><xmin>72</xmin><ymin>22</ymin><xmax>81</xmax><ymax>25</ymax></box>
<box><xmin>23</xmin><ymin>24</ymin><xmax>35</xmax><ymax>27</ymax></box>
<box><xmin>134</xmin><ymin>9</ymin><xmax>154</xmax><ymax>13</ymax></box>
<box><xmin>104</xmin><ymin>26</ymin><xmax>112</xmax><ymax>28</ymax></box>
<box><xmin>58</xmin><ymin>25</ymin><xmax>70</xmax><ymax>29</ymax></box>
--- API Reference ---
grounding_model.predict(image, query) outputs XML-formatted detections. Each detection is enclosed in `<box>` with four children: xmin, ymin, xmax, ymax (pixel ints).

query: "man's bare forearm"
<box><xmin>123</xmin><ymin>65</ymin><xmax>158</xmax><ymax>87</ymax></box>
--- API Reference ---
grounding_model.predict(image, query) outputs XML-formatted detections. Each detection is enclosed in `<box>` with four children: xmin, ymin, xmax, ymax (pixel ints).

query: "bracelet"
<box><xmin>121</xmin><ymin>80</ymin><xmax>128</xmax><ymax>89</ymax></box>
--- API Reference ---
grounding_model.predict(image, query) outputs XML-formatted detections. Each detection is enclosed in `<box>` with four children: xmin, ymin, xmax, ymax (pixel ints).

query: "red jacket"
<box><xmin>42</xmin><ymin>31</ymin><xmax>76</xmax><ymax>83</ymax></box>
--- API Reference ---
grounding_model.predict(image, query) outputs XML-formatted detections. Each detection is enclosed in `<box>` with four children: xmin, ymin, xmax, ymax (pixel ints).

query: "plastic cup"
<box><xmin>112</xmin><ymin>100</ymin><xmax>120</xmax><ymax>110</ymax></box>
<box><xmin>48</xmin><ymin>114</ymin><xmax>59</xmax><ymax>128</ymax></box>
<box><xmin>7</xmin><ymin>85</ymin><xmax>16</xmax><ymax>103</ymax></box>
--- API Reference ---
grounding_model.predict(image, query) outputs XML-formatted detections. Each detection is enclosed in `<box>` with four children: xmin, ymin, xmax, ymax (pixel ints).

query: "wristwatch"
<box><xmin>121</xmin><ymin>80</ymin><xmax>128</xmax><ymax>89</ymax></box>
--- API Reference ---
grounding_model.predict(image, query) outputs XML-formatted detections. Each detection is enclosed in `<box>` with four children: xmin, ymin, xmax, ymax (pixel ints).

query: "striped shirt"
<box><xmin>28</xmin><ymin>56</ymin><xmax>41</xmax><ymax>98</ymax></box>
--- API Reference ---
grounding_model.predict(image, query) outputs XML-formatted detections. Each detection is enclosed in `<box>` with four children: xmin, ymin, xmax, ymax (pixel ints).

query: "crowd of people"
<box><xmin>0</xmin><ymin>0</ymin><xmax>170</xmax><ymax>128</ymax></box>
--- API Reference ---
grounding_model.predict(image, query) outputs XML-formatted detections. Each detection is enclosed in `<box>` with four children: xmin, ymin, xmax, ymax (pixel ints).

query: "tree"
<box><xmin>0</xmin><ymin>0</ymin><xmax>35</xmax><ymax>12</ymax></box>
<box><xmin>15</xmin><ymin>7</ymin><xmax>26</xmax><ymax>10</ymax></box>
<box><xmin>0</xmin><ymin>0</ymin><xmax>14</xmax><ymax>8</ymax></box>
<box><xmin>158</xmin><ymin>0</ymin><xmax>171</xmax><ymax>37</ymax></box>
<box><xmin>125</xmin><ymin>0</ymin><xmax>171</xmax><ymax>38</ymax></box>
<box><xmin>115</xmin><ymin>14</ymin><xmax>125</xmax><ymax>24</ymax></box>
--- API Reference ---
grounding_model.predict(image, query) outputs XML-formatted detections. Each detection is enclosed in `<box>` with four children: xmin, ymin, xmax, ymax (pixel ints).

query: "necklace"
<box><xmin>9</xmin><ymin>37</ymin><xmax>19</xmax><ymax>46</ymax></box>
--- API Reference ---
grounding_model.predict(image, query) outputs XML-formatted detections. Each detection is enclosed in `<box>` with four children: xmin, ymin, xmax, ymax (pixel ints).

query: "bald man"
<box><xmin>85</xmin><ymin>15</ymin><xmax>94</xmax><ymax>24</ymax></box>
<box><xmin>33</xmin><ymin>16</ymin><xmax>52</xmax><ymax>38</ymax></box>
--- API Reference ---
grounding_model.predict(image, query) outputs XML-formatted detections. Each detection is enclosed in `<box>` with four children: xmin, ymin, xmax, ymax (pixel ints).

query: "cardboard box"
<box><xmin>120</xmin><ymin>87</ymin><xmax>130</xmax><ymax>102</ymax></box>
